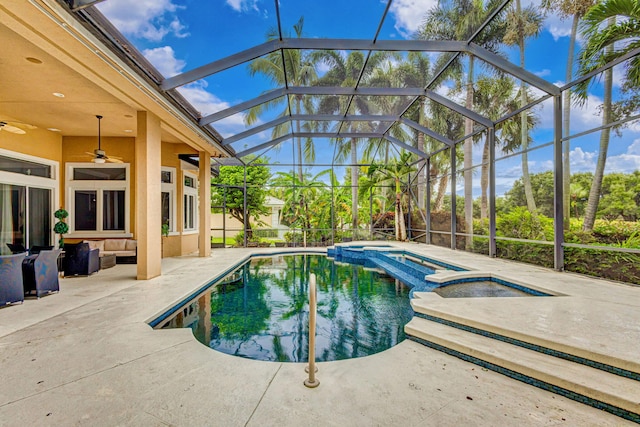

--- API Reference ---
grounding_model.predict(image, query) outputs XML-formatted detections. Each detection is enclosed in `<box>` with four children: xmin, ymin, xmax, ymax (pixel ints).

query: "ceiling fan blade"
<box><xmin>0</xmin><ymin>120</ymin><xmax>37</xmax><ymax>134</ymax></box>
<box><xmin>85</xmin><ymin>152</ymin><xmax>96</xmax><ymax>156</ymax></box>
<box><xmin>106</xmin><ymin>157</ymin><xmax>124</xmax><ymax>163</ymax></box>
<box><xmin>0</xmin><ymin>123</ymin><xmax>26</xmax><ymax>134</ymax></box>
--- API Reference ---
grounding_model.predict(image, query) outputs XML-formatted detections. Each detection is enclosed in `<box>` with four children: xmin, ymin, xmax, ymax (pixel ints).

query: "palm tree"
<box><xmin>313</xmin><ymin>50</ymin><xmax>394</xmax><ymax>232</ymax></box>
<box><xmin>427</xmin><ymin>98</ymin><xmax>465</xmax><ymax>212</ymax></box>
<box><xmin>541</xmin><ymin>0</ymin><xmax>596</xmax><ymax>229</ymax></box>
<box><xmin>367</xmin><ymin>152</ymin><xmax>417</xmax><ymax>241</ymax></box>
<box><xmin>576</xmin><ymin>0</ymin><xmax>640</xmax><ymax>231</ymax></box>
<box><xmin>474</xmin><ymin>75</ymin><xmax>537</xmax><ymax>219</ymax></box>
<box><xmin>392</xmin><ymin>52</ymin><xmax>432</xmax><ymax>210</ymax></box>
<box><xmin>419</xmin><ymin>0</ymin><xmax>506</xmax><ymax>248</ymax></box>
<box><xmin>245</xmin><ymin>17</ymin><xmax>318</xmax><ymax>182</ymax></box>
<box><xmin>270</xmin><ymin>170</ymin><xmax>327</xmax><ymax>246</ymax></box>
<box><xmin>503</xmin><ymin>0</ymin><xmax>544</xmax><ymax>213</ymax></box>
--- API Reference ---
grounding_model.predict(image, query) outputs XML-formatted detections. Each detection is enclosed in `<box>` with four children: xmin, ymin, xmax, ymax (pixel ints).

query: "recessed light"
<box><xmin>123</xmin><ymin>129</ymin><xmax>133</xmax><ymax>133</ymax></box>
<box><xmin>26</xmin><ymin>57</ymin><xmax>42</xmax><ymax>64</ymax></box>
<box><xmin>52</xmin><ymin>92</ymin><xmax>65</xmax><ymax>98</ymax></box>
<box><xmin>47</xmin><ymin>128</ymin><xmax>61</xmax><ymax>132</ymax></box>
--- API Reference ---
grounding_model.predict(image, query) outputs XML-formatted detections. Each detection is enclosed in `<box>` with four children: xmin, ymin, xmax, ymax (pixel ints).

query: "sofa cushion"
<box><xmin>84</xmin><ymin>240</ymin><xmax>105</xmax><ymax>253</ymax></box>
<box><xmin>104</xmin><ymin>239</ymin><xmax>127</xmax><ymax>251</ymax></box>
<box><xmin>125</xmin><ymin>240</ymin><xmax>137</xmax><ymax>251</ymax></box>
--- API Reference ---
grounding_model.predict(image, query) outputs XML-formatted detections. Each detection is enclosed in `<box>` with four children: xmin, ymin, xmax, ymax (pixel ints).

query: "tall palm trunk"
<box><xmin>295</xmin><ymin>97</ymin><xmax>306</xmax><ymax>246</ymax></box>
<box><xmin>480</xmin><ymin>134</ymin><xmax>490</xmax><ymax>218</ymax></box>
<box><xmin>583</xmin><ymin>18</ymin><xmax>614</xmax><ymax>231</ymax></box>
<box><xmin>516</xmin><ymin>0</ymin><xmax>537</xmax><ymax>213</ymax></box>
<box><xmin>295</xmin><ymin>97</ymin><xmax>304</xmax><ymax>181</ymax></box>
<box><xmin>395</xmin><ymin>179</ymin><xmax>407</xmax><ymax>241</ymax></box>
<box><xmin>417</xmin><ymin>99</ymin><xmax>426</xmax><ymax>212</ymax></box>
<box><xmin>563</xmin><ymin>15</ymin><xmax>579</xmax><ymax>229</ymax></box>
<box><xmin>351</xmin><ymin>138</ymin><xmax>358</xmax><ymax>234</ymax></box>
<box><xmin>464</xmin><ymin>56</ymin><xmax>474</xmax><ymax>248</ymax></box>
<box><xmin>434</xmin><ymin>175</ymin><xmax>449</xmax><ymax>212</ymax></box>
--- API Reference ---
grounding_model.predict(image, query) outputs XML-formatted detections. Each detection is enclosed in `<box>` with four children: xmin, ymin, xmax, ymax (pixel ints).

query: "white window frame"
<box><xmin>65</xmin><ymin>162</ymin><xmax>131</xmax><ymax>238</ymax></box>
<box><xmin>161</xmin><ymin>166</ymin><xmax>178</xmax><ymax>236</ymax></box>
<box><xmin>0</xmin><ymin>149</ymin><xmax>59</xmax><ymax>248</ymax></box>
<box><xmin>183</xmin><ymin>170</ymin><xmax>198</xmax><ymax>234</ymax></box>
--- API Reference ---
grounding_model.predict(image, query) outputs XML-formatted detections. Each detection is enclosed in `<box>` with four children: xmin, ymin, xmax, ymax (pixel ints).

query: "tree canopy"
<box><xmin>211</xmin><ymin>159</ymin><xmax>271</xmax><ymax>233</ymax></box>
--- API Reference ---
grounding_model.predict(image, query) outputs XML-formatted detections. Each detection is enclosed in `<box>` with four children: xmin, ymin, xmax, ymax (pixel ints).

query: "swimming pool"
<box><xmin>157</xmin><ymin>254</ymin><xmax>413</xmax><ymax>362</ymax></box>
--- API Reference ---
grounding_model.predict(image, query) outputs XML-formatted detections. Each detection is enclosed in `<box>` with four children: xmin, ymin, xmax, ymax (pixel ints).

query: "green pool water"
<box><xmin>160</xmin><ymin>254</ymin><xmax>413</xmax><ymax>362</ymax></box>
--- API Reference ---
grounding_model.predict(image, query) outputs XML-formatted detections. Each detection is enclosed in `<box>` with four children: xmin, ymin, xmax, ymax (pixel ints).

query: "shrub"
<box><xmin>592</xmin><ymin>219</ymin><xmax>640</xmax><ymax>245</ymax></box>
<box><xmin>497</xmin><ymin>207</ymin><xmax>553</xmax><ymax>241</ymax></box>
<box><xmin>372</xmin><ymin>212</ymin><xmax>394</xmax><ymax>229</ymax></box>
<box><xmin>284</xmin><ymin>231</ymin><xmax>302</xmax><ymax>244</ymax></box>
<box><xmin>565</xmin><ymin>247</ymin><xmax>640</xmax><ymax>284</ymax></box>
<box><xmin>233</xmin><ymin>231</ymin><xmax>261</xmax><ymax>247</ymax></box>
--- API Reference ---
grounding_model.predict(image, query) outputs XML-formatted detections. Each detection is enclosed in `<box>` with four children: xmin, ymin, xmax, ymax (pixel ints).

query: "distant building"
<box><xmin>211</xmin><ymin>196</ymin><xmax>289</xmax><ymax>240</ymax></box>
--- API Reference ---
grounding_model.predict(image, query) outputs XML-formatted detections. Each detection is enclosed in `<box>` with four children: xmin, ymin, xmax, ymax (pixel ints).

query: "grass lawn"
<box><xmin>211</xmin><ymin>237</ymin><xmax>235</xmax><ymax>245</ymax></box>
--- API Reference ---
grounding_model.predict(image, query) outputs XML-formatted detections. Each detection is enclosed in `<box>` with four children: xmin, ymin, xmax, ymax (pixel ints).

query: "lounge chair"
<box><xmin>0</xmin><ymin>253</ymin><xmax>27</xmax><ymax>306</ymax></box>
<box><xmin>63</xmin><ymin>242</ymin><xmax>99</xmax><ymax>277</ymax></box>
<box><xmin>23</xmin><ymin>249</ymin><xmax>61</xmax><ymax>297</ymax></box>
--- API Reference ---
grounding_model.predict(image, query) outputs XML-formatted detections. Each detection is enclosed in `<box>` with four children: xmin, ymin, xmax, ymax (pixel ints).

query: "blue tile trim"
<box><xmin>407</xmin><ymin>336</ymin><xmax>640</xmax><ymax>424</ymax></box>
<box><xmin>414</xmin><ymin>312</ymin><xmax>640</xmax><ymax>382</ymax></box>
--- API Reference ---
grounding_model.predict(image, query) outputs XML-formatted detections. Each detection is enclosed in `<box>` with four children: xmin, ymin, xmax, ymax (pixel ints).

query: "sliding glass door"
<box><xmin>0</xmin><ymin>184</ymin><xmax>52</xmax><ymax>254</ymax></box>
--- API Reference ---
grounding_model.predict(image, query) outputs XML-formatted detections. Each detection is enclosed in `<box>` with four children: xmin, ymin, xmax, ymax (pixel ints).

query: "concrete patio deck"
<box><xmin>0</xmin><ymin>243</ymin><xmax>638</xmax><ymax>426</ymax></box>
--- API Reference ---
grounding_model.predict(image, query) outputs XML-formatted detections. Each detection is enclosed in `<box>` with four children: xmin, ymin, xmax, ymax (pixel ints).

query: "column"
<box><xmin>135</xmin><ymin>111</ymin><xmax>162</xmax><ymax>279</ymax></box>
<box><xmin>199</xmin><ymin>151</ymin><xmax>211</xmax><ymax>257</ymax></box>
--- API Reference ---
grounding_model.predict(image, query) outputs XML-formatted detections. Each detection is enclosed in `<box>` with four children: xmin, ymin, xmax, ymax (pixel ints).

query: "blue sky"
<box><xmin>96</xmin><ymin>0</ymin><xmax>639</xmax><ymax>197</ymax></box>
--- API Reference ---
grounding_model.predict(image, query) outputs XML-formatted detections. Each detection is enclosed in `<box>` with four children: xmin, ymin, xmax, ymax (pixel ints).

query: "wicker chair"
<box><xmin>0</xmin><ymin>253</ymin><xmax>27</xmax><ymax>306</ymax></box>
<box><xmin>23</xmin><ymin>249</ymin><xmax>61</xmax><ymax>297</ymax></box>
<box><xmin>63</xmin><ymin>243</ymin><xmax>99</xmax><ymax>277</ymax></box>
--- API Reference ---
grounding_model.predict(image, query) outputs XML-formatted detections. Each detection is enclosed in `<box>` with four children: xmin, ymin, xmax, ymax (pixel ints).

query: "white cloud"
<box><xmin>142</xmin><ymin>46</ymin><xmax>185</xmax><ymax>77</ymax></box>
<box><xmin>534</xmin><ymin>69</ymin><xmax>551</xmax><ymax>78</ymax></box>
<box><xmin>389</xmin><ymin>0</ymin><xmax>438</xmax><ymax>38</ymax></box>
<box><xmin>569</xmin><ymin>140</ymin><xmax>640</xmax><ymax>174</ymax></box>
<box><xmin>96</xmin><ymin>0</ymin><xmax>188</xmax><ymax>42</ymax></box>
<box><xmin>544</xmin><ymin>14</ymin><xmax>573</xmax><ymax>41</ymax></box>
<box><xmin>176</xmin><ymin>81</ymin><xmax>257</xmax><ymax>139</ymax></box>
<box><xmin>537</xmin><ymin>92</ymin><xmax>615</xmax><ymax>133</ymax></box>
<box><xmin>569</xmin><ymin>147</ymin><xmax>597</xmax><ymax>171</ymax></box>
<box><xmin>225</xmin><ymin>0</ymin><xmax>260</xmax><ymax>13</ymax></box>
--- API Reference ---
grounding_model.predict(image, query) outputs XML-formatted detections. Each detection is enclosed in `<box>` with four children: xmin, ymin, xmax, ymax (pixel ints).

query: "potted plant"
<box><xmin>161</xmin><ymin>222</ymin><xmax>170</xmax><ymax>257</ymax></box>
<box><xmin>53</xmin><ymin>208</ymin><xmax>69</xmax><ymax>248</ymax></box>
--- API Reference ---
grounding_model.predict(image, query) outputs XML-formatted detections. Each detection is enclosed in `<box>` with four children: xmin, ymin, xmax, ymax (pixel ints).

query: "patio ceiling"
<box><xmin>0</xmin><ymin>0</ymin><xmax>229</xmax><ymax>155</ymax></box>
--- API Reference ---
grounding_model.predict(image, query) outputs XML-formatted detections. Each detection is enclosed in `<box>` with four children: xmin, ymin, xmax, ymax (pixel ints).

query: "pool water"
<box><xmin>160</xmin><ymin>254</ymin><xmax>413</xmax><ymax>362</ymax></box>
<box><xmin>434</xmin><ymin>281</ymin><xmax>534</xmax><ymax>298</ymax></box>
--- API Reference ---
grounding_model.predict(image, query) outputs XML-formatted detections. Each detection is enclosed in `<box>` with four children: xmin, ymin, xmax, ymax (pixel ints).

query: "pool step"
<box><xmin>405</xmin><ymin>317</ymin><xmax>640</xmax><ymax>422</ymax></box>
<box><xmin>411</xmin><ymin>298</ymin><xmax>640</xmax><ymax>379</ymax></box>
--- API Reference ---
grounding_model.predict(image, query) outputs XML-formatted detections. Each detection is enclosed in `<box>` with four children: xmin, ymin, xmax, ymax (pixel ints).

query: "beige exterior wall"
<box><xmin>181</xmin><ymin>232</ymin><xmax>199</xmax><ymax>255</ymax></box>
<box><xmin>0</xmin><ymin>128</ymin><xmax>63</xmax><ymax>162</ymax></box>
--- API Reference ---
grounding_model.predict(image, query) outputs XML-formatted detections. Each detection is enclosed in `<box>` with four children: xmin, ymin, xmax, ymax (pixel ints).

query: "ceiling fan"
<box><xmin>86</xmin><ymin>115</ymin><xmax>123</xmax><ymax>163</ymax></box>
<box><xmin>0</xmin><ymin>120</ymin><xmax>37</xmax><ymax>134</ymax></box>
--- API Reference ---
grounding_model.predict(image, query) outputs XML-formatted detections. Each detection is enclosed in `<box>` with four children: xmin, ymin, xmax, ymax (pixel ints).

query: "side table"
<box><xmin>99</xmin><ymin>253</ymin><xmax>117</xmax><ymax>270</ymax></box>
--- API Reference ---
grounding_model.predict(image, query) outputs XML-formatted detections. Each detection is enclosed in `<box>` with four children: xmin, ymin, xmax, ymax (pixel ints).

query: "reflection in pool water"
<box><xmin>161</xmin><ymin>254</ymin><xmax>413</xmax><ymax>362</ymax></box>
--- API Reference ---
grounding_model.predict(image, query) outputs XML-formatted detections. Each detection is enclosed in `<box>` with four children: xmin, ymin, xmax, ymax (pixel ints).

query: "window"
<box><xmin>66</xmin><ymin>163</ymin><xmax>130</xmax><ymax>236</ymax></box>
<box><xmin>0</xmin><ymin>155</ymin><xmax>52</xmax><ymax>178</ymax></box>
<box><xmin>183</xmin><ymin>171</ymin><xmax>198</xmax><ymax>232</ymax></box>
<box><xmin>0</xmin><ymin>150</ymin><xmax>57</xmax><ymax>254</ymax></box>
<box><xmin>161</xmin><ymin>167</ymin><xmax>177</xmax><ymax>233</ymax></box>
